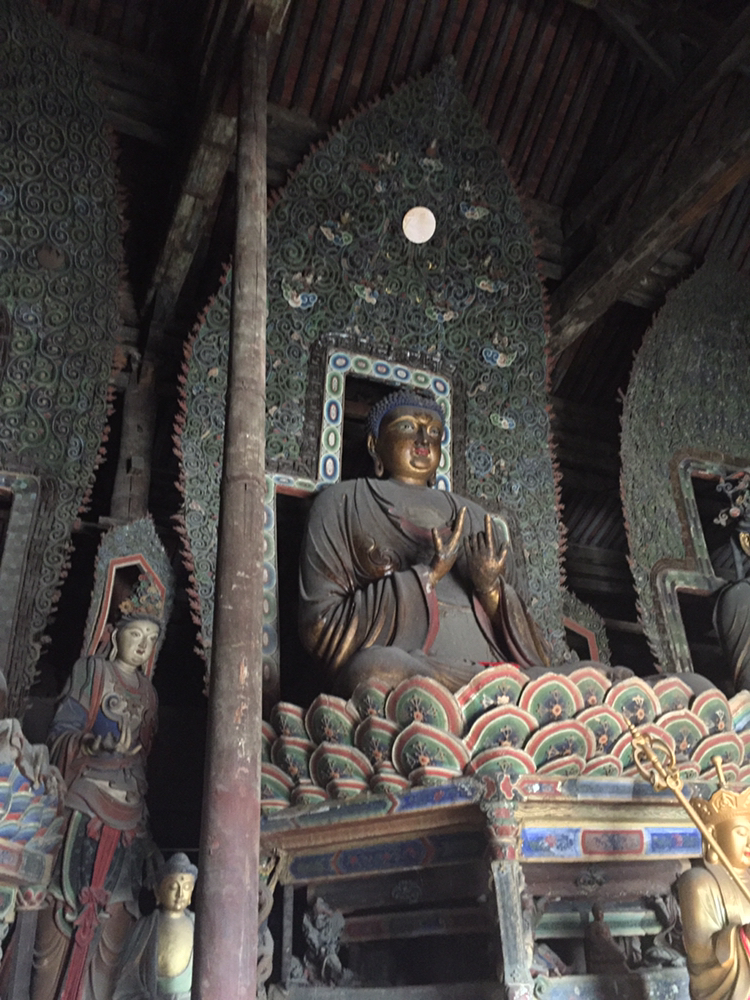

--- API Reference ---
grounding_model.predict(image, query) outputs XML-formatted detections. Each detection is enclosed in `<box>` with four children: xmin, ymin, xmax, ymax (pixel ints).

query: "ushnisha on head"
<box><xmin>109</xmin><ymin>615</ymin><xmax>162</xmax><ymax>672</ymax></box>
<box><xmin>691</xmin><ymin>784</ymin><xmax>750</xmax><ymax>869</ymax></box>
<box><xmin>155</xmin><ymin>852</ymin><xmax>198</xmax><ymax>913</ymax></box>
<box><xmin>366</xmin><ymin>389</ymin><xmax>446</xmax><ymax>488</ymax></box>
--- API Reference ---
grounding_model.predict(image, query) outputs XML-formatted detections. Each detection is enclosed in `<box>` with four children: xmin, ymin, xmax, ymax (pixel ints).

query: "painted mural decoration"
<box><xmin>177</xmin><ymin>61</ymin><xmax>563</xmax><ymax>675</ymax></box>
<box><xmin>0</xmin><ymin>1</ymin><xmax>123</xmax><ymax>712</ymax></box>
<box><xmin>622</xmin><ymin>261</ymin><xmax>750</xmax><ymax>680</ymax></box>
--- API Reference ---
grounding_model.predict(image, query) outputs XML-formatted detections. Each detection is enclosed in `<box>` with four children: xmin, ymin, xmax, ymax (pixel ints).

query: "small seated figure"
<box><xmin>114</xmin><ymin>853</ymin><xmax>198</xmax><ymax>1000</ymax></box>
<box><xmin>678</xmin><ymin>784</ymin><xmax>750</xmax><ymax>1000</ymax></box>
<box><xmin>583</xmin><ymin>905</ymin><xmax>629</xmax><ymax>975</ymax></box>
<box><xmin>299</xmin><ymin>389</ymin><xmax>553</xmax><ymax>695</ymax></box>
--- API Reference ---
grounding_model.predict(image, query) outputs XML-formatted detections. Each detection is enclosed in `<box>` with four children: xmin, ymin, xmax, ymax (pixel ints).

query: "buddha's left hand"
<box><xmin>465</xmin><ymin>514</ymin><xmax>508</xmax><ymax>596</ymax></box>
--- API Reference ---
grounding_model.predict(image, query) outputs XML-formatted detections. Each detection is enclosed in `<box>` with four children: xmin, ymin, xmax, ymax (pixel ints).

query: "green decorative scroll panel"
<box><xmin>621</xmin><ymin>261</ymin><xmax>750</xmax><ymax>673</ymax></box>
<box><xmin>177</xmin><ymin>62</ymin><xmax>565</xmax><ymax>685</ymax></box>
<box><xmin>0</xmin><ymin>1</ymin><xmax>123</xmax><ymax>710</ymax></box>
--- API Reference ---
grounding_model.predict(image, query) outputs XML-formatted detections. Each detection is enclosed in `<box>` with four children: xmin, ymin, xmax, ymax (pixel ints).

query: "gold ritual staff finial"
<box><xmin>626</xmin><ymin>719</ymin><xmax>750</xmax><ymax>907</ymax></box>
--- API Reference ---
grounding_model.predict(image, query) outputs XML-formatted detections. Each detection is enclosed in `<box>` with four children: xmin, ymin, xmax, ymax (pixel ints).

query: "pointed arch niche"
<box><xmin>178</xmin><ymin>63</ymin><xmax>564</xmax><ymax>707</ymax></box>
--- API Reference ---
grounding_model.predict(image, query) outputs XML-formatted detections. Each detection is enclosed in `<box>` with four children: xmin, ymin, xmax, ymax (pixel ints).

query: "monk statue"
<box><xmin>30</xmin><ymin>614</ymin><xmax>162</xmax><ymax>1000</ymax></box>
<box><xmin>299</xmin><ymin>388</ymin><xmax>553</xmax><ymax>695</ymax></box>
<box><xmin>114</xmin><ymin>853</ymin><xmax>197</xmax><ymax>1000</ymax></box>
<box><xmin>678</xmin><ymin>783</ymin><xmax>750</xmax><ymax>1000</ymax></box>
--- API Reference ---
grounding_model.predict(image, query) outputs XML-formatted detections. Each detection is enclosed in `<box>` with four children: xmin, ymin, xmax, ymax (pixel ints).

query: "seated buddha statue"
<box><xmin>298</xmin><ymin>388</ymin><xmax>554</xmax><ymax>696</ymax></box>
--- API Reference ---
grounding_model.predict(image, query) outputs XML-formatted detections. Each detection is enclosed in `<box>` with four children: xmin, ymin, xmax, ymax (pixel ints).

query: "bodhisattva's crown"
<box><xmin>691</xmin><ymin>785</ymin><xmax>750</xmax><ymax>826</ymax></box>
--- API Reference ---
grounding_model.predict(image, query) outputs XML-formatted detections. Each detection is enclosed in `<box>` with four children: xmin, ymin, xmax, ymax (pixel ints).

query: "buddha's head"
<box><xmin>110</xmin><ymin>616</ymin><xmax>161</xmax><ymax>672</ymax></box>
<box><xmin>156</xmin><ymin>852</ymin><xmax>198</xmax><ymax>914</ymax></box>
<box><xmin>366</xmin><ymin>390</ymin><xmax>445</xmax><ymax>487</ymax></box>
<box><xmin>692</xmin><ymin>785</ymin><xmax>750</xmax><ymax>870</ymax></box>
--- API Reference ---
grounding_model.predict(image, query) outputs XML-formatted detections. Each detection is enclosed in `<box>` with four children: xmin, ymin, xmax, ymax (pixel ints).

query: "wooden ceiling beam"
<box><xmin>548</xmin><ymin>82</ymin><xmax>750</xmax><ymax>356</ymax></box>
<box><xmin>565</xmin><ymin>5</ymin><xmax>750</xmax><ymax>236</ymax></box>
<box><xmin>145</xmin><ymin>0</ymin><xmax>292</xmax><ymax>319</ymax></box>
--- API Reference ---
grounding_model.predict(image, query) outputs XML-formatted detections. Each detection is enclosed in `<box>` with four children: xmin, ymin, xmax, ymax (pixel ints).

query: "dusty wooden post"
<box><xmin>191</xmin><ymin>22</ymin><xmax>267</xmax><ymax>1000</ymax></box>
<box><xmin>491</xmin><ymin>860</ymin><xmax>534</xmax><ymax>1000</ymax></box>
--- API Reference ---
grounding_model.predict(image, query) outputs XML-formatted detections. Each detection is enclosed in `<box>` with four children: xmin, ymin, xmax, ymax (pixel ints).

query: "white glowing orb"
<box><xmin>402</xmin><ymin>206</ymin><xmax>436</xmax><ymax>244</ymax></box>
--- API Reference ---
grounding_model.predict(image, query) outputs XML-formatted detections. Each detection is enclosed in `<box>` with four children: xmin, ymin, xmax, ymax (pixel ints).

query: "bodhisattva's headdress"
<box><xmin>691</xmin><ymin>785</ymin><xmax>750</xmax><ymax>827</ymax></box>
<box><xmin>366</xmin><ymin>389</ymin><xmax>445</xmax><ymax>440</ymax></box>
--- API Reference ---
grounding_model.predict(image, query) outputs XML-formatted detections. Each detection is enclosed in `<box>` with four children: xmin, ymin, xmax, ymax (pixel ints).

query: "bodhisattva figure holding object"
<box><xmin>299</xmin><ymin>389</ymin><xmax>554</xmax><ymax>696</ymax></box>
<box><xmin>114</xmin><ymin>853</ymin><xmax>197</xmax><ymax>1000</ymax></box>
<box><xmin>678</xmin><ymin>785</ymin><xmax>750</xmax><ymax>1000</ymax></box>
<box><xmin>30</xmin><ymin>615</ymin><xmax>161</xmax><ymax>1000</ymax></box>
<box><xmin>631</xmin><ymin>725</ymin><xmax>750</xmax><ymax>1000</ymax></box>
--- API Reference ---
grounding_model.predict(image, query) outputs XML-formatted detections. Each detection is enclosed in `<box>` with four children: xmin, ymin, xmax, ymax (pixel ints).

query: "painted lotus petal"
<box><xmin>739</xmin><ymin>728</ymin><xmax>750</xmax><ymax>766</ymax></box>
<box><xmin>261</xmin><ymin>721</ymin><xmax>277</xmax><ymax>762</ymax></box>
<box><xmin>305</xmin><ymin>694</ymin><xmax>358</xmax><ymax>745</ymax></box>
<box><xmin>582</xmin><ymin>754</ymin><xmax>622</xmax><ymax>777</ymax></box>
<box><xmin>309</xmin><ymin>742</ymin><xmax>374</xmax><ymax>786</ymax></box>
<box><xmin>729</xmin><ymin>690</ymin><xmax>750</xmax><ymax>734</ymax></box>
<box><xmin>537</xmin><ymin>754</ymin><xmax>585</xmax><ymax>777</ymax></box>
<box><xmin>524</xmin><ymin>720</ymin><xmax>595</xmax><ymax>767</ymax></box>
<box><xmin>576</xmin><ymin>705</ymin><xmax>624</xmax><ymax>756</ymax></box>
<box><xmin>348</xmin><ymin>678</ymin><xmax>391</xmax><ymax>720</ymax></box>
<box><xmin>409</xmin><ymin>764</ymin><xmax>462</xmax><ymax>786</ymax></box>
<box><xmin>370</xmin><ymin>769</ymin><xmax>411</xmax><ymax>795</ymax></box>
<box><xmin>518</xmin><ymin>673</ymin><xmax>584</xmax><ymax>726</ymax></box>
<box><xmin>691</xmin><ymin>731</ymin><xmax>744</xmax><ymax>773</ymax></box>
<box><xmin>354</xmin><ymin>716</ymin><xmax>401</xmax><ymax>769</ymax></box>
<box><xmin>652</xmin><ymin>676</ymin><xmax>693</xmax><ymax>715</ymax></box>
<box><xmin>604</xmin><ymin>678</ymin><xmax>660</xmax><ymax>727</ymax></box>
<box><xmin>260</xmin><ymin>762</ymin><xmax>293</xmax><ymax>802</ymax></box>
<box><xmin>385</xmin><ymin>676</ymin><xmax>464</xmax><ymax>735</ymax></box>
<box><xmin>270</xmin><ymin>701</ymin><xmax>308</xmax><ymax>739</ymax></box>
<box><xmin>465</xmin><ymin>745</ymin><xmax>535</xmax><ymax>778</ymax></box>
<box><xmin>568</xmin><ymin>666</ymin><xmax>611</xmax><ymax>708</ymax></box>
<box><xmin>271</xmin><ymin>736</ymin><xmax>315</xmax><ymax>784</ymax></box>
<box><xmin>455</xmin><ymin>664</ymin><xmax>527</xmax><ymax>727</ymax></box>
<box><xmin>290</xmin><ymin>782</ymin><xmax>329</xmax><ymax>807</ymax></box>
<box><xmin>657</xmin><ymin>710</ymin><xmax>708</xmax><ymax>759</ymax></box>
<box><xmin>326</xmin><ymin>777</ymin><xmax>370</xmax><ymax>799</ymax></box>
<box><xmin>392</xmin><ymin>722</ymin><xmax>470</xmax><ymax>777</ymax></box>
<box><xmin>691</xmin><ymin>690</ymin><xmax>732</xmax><ymax>737</ymax></box>
<box><xmin>465</xmin><ymin>705</ymin><xmax>537</xmax><ymax>755</ymax></box>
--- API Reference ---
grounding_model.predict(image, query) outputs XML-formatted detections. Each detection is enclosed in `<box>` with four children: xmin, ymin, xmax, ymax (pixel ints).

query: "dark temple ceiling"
<box><xmin>36</xmin><ymin>0</ymin><xmax>750</xmax><ymax>667</ymax></box>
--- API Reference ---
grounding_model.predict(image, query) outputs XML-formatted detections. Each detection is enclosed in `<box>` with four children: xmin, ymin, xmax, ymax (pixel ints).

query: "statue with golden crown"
<box><xmin>631</xmin><ymin>725</ymin><xmax>750</xmax><ymax>1000</ymax></box>
<box><xmin>30</xmin><ymin>577</ymin><xmax>165</xmax><ymax>1000</ymax></box>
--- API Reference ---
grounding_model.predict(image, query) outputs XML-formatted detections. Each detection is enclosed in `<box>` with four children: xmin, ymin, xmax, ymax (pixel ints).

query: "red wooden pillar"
<box><xmin>192</xmin><ymin>22</ymin><xmax>267</xmax><ymax>1000</ymax></box>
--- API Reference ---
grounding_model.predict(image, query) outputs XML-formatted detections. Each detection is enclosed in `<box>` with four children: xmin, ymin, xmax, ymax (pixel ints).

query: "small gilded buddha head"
<box><xmin>365</xmin><ymin>389</ymin><xmax>445</xmax><ymax>487</ymax></box>
<box><xmin>155</xmin><ymin>852</ymin><xmax>198</xmax><ymax>914</ymax></box>
<box><xmin>692</xmin><ymin>784</ymin><xmax>750</xmax><ymax>870</ymax></box>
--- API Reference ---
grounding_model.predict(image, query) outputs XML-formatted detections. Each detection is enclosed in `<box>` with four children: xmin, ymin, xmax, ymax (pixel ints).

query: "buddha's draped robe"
<box><xmin>299</xmin><ymin>477</ymin><xmax>549</xmax><ymax>690</ymax></box>
<box><xmin>678</xmin><ymin>862</ymin><xmax>750</xmax><ymax>1000</ymax></box>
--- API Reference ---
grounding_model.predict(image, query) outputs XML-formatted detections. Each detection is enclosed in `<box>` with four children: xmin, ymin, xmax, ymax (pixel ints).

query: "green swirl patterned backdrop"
<box><xmin>0</xmin><ymin>1</ymin><xmax>122</xmax><ymax>711</ymax></box>
<box><xmin>180</xmin><ymin>63</ymin><xmax>564</xmax><ymax>673</ymax></box>
<box><xmin>621</xmin><ymin>260</ymin><xmax>750</xmax><ymax>672</ymax></box>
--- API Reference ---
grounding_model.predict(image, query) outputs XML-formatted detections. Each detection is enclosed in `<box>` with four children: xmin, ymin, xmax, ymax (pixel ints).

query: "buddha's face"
<box><xmin>156</xmin><ymin>873</ymin><xmax>195</xmax><ymax>913</ymax></box>
<box><xmin>115</xmin><ymin>619</ymin><xmax>160</xmax><ymax>671</ymax></box>
<box><xmin>368</xmin><ymin>406</ymin><xmax>443</xmax><ymax>487</ymax></box>
<box><xmin>712</xmin><ymin>816</ymin><xmax>750</xmax><ymax>869</ymax></box>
